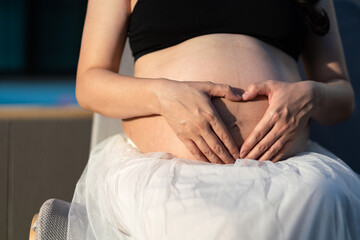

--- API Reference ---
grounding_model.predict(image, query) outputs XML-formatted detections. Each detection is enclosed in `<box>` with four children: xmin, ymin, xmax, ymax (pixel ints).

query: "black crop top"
<box><xmin>127</xmin><ymin>0</ymin><xmax>308</xmax><ymax>62</ymax></box>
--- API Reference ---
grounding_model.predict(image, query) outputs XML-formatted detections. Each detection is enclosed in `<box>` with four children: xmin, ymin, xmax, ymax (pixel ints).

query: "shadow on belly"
<box><xmin>122</xmin><ymin>95</ymin><xmax>309</xmax><ymax>161</ymax></box>
<box><xmin>212</xmin><ymin>95</ymin><xmax>310</xmax><ymax>160</ymax></box>
<box><xmin>211</xmin><ymin>95</ymin><xmax>269</xmax><ymax>148</ymax></box>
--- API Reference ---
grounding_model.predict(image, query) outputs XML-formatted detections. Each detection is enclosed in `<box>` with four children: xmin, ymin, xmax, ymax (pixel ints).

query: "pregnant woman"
<box><xmin>68</xmin><ymin>0</ymin><xmax>360</xmax><ymax>239</ymax></box>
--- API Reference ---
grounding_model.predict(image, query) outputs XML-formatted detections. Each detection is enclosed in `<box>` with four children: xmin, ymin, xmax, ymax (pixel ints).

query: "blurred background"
<box><xmin>0</xmin><ymin>0</ymin><xmax>87</xmax><ymax>105</ymax></box>
<box><xmin>0</xmin><ymin>1</ymin><xmax>92</xmax><ymax>240</ymax></box>
<box><xmin>0</xmin><ymin>0</ymin><xmax>359</xmax><ymax>240</ymax></box>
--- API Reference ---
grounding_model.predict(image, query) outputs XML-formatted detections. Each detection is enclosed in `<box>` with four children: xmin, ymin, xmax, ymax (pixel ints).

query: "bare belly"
<box><xmin>122</xmin><ymin>33</ymin><xmax>310</xmax><ymax>161</ymax></box>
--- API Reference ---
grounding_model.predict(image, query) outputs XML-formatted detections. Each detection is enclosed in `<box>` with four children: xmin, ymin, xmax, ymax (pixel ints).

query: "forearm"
<box><xmin>310</xmin><ymin>79</ymin><xmax>355</xmax><ymax>125</ymax></box>
<box><xmin>76</xmin><ymin>67</ymin><xmax>163</xmax><ymax>119</ymax></box>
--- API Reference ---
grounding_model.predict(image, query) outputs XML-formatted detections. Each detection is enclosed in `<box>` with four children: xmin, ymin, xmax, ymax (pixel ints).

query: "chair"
<box><xmin>29</xmin><ymin>0</ymin><xmax>360</xmax><ymax>238</ymax></box>
<box><xmin>28</xmin><ymin>39</ymin><xmax>134</xmax><ymax>240</ymax></box>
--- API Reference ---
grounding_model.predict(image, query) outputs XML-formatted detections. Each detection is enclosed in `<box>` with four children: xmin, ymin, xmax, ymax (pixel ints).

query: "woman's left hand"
<box><xmin>239</xmin><ymin>80</ymin><xmax>318</xmax><ymax>162</ymax></box>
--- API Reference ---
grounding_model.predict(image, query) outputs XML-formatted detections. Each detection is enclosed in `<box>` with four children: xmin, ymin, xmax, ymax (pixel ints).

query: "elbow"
<box><xmin>343</xmin><ymin>78</ymin><xmax>355</xmax><ymax>120</ymax></box>
<box><xmin>346</xmin><ymin>85</ymin><xmax>355</xmax><ymax>119</ymax></box>
<box><xmin>331</xmin><ymin>79</ymin><xmax>356</xmax><ymax>123</ymax></box>
<box><xmin>75</xmin><ymin>87</ymin><xmax>87</xmax><ymax>110</ymax></box>
<box><xmin>331</xmin><ymin>98</ymin><xmax>354</xmax><ymax>125</ymax></box>
<box><xmin>333</xmin><ymin>88</ymin><xmax>355</xmax><ymax>124</ymax></box>
<box><xmin>312</xmin><ymin>88</ymin><xmax>355</xmax><ymax>126</ymax></box>
<box><xmin>75</xmin><ymin>72</ymin><xmax>91</xmax><ymax>111</ymax></box>
<box><xmin>339</xmin><ymin>102</ymin><xmax>355</xmax><ymax>124</ymax></box>
<box><xmin>342</xmin><ymin>80</ymin><xmax>355</xmax><ymax>121</ymax></box>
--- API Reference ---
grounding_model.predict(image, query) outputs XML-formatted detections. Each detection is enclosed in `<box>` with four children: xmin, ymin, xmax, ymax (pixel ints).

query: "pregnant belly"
<box><xmin>122</xmin><ymin>34</ymin><xmax>310</xmax><ymax>161</ymax></box>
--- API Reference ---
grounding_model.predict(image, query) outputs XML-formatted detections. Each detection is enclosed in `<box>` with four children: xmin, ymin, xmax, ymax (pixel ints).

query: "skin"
<box><xmin>239</xmin><ymin>0</ymin><xmax>354</xmax><ymax>162</ymax></box>
<box><xmin>76</xmin><ymin>0</ymin><xmax>354</xmax><ymax>164</ymax></box>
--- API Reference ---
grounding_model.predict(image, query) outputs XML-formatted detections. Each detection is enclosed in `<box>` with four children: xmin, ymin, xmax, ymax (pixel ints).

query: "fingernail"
<box><xmin>233</xmin><ymin>154</ymin><xmax>239</xmax><ymax>160</ymax></box>
<box><xmin>242</xmin><ymin>91</ymin><xmax>248</xmax><ymax>98</ymax></box>
<box><xmin>240</xmin><ymin>151</ymin><xmax>247</xmax><ymax>158</ymax></box>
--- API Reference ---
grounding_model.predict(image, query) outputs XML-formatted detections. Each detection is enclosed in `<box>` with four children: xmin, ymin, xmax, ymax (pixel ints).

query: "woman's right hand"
<box><xmin>154</xmin><ymin>78</ymin><xmax>243</xmax><ymax>164</ymax></box>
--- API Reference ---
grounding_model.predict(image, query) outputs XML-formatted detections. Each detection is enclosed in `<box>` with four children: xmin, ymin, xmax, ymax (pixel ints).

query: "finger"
<box><xmin>202</xmin><ymin>129</ymin><xmax>236</xmax><ymax>164</ymax></box>
<box><xmin>242</xmin><ymin>82</ymin><xmax>271</xmax><ymax>101</ymax></box>
<box><xmin>271</xmin><ymin>141</ymin><xmax>292</xmax><ymax>163</ymax></box>
<box><xmin>206</xmin><ymin>108</ymin><xmax>239</xmax><ymax>161</ymax></box>
<box><xmin>245</xmin><ymin>126</ymin><xmax>282</xmax><ymax>160</ymax></box>
<box><xmin>182</xmin><ymin>139</ymin><xmax>209</xmax><ymax>162</ymax></box>
<box><xmin>258</xmin><ymin>135</ymin><xmax>288</xmax><ymax>161</ymax></box>
<box><xmin>203</xmin><ymin>82</ymin><xmax>243</xmax><ymax>101</ymax></box>
<box><xmin>194</xmin><ymin>136</ymin><xmax>224</xmax><ymax>164</ymax></box>
<box><xmin>240</xmin><ymin>108</ymin><xmax>274</xmax><ymax>158</ymax></box>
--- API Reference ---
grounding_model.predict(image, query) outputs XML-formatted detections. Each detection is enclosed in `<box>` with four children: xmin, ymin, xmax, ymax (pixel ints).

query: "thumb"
<box><xmin>242</xmin><ymin>82</ymin><xmax>271</xmax><ymax>101</ymax></box>
<box><xmin>208</xmin><ymin>83</ymin><xmax>243</xmax><ymax>101</ymax></box>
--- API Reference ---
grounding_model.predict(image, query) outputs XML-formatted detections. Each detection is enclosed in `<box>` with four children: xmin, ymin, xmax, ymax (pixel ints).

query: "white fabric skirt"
<box><xmin>67</xmin><ymin>133</ymin><xmax>360</xmax><ymax>240</ymax></box>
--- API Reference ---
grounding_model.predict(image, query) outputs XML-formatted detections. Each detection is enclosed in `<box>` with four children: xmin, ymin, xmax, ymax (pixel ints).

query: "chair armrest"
<box><xmin>29</xmin><ymin>199</ymin><xmax>71</xmax><ymax>240</ymax></box>
<box><xmin>29</xmin><ymin>213</ymin><xmax>38</xmax><ymax>240</ymax></box>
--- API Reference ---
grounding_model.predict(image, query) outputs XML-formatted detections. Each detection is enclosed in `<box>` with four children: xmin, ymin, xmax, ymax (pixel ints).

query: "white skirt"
<box><xmin>67</xmin><ymin>133</ymin><xmax>360</xmax><ymax>240</ymax></box>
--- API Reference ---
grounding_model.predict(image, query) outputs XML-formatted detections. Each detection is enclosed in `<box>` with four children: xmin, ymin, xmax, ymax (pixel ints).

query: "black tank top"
<box><xmin>127</xmin><ymin>0</ymin><xmax>308</xmax><ymax>62</ymax></box>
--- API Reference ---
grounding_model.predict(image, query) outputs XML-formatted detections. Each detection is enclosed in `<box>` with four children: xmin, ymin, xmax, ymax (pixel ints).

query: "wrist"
<box><xmin>147</xmin><ymin>77</ymin><xmax>174</xmax><ymax>115</ymax></box>
<box><xmin>303</xmin><ymin>80</ymin><xmax>325</xmax><ymax>116</ymax></box>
